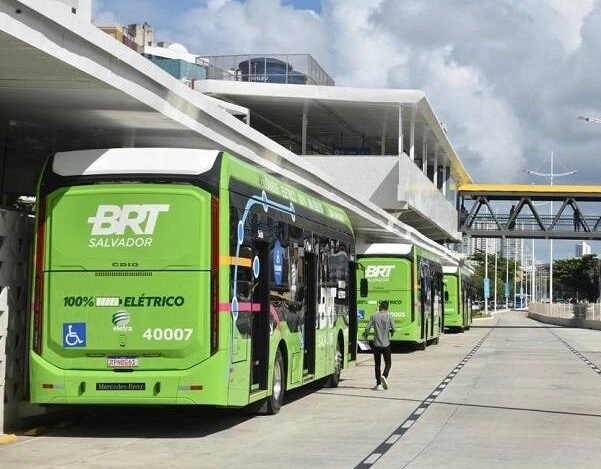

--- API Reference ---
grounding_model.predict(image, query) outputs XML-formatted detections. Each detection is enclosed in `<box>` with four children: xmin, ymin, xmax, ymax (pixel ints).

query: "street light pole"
<box><xmin>494</xmin><ymin>240</ymin><xmax>498</xmax><ymax>311</ymax></box>
<box><xmin>513</xmin><ymin>237</ymin><xmax>518</xmax><ymax>308</ymax></box>
<box><xmin>579</xmin><ymin>115</ymin><xmax>601</xmax><ymax>314</ymax></box>
<box><xmin>526</xmin><ymin>151</ymin><xmax>576</xmax><ymax>309</ymax></box>
<box><xmin>531</xmin><ymin>239</ymin><xmax>536</xmax><ymax>303</ymax></box>
<box><xmin>485</xmin><ymin>239</ymin><xmax>489</xmax><ymax>315</ymax></box>
<box><xmin>506</xmin><ymin>238</ymin><xmax>510</xmax><ymax>310</ymax></box>
<box><xmin>519</xmin><ymin>236</ymin><xmax>523</xmax><ymax>306</ymax></box>
<box><xmin>578</xmin><ymin>115</ymin><xmax>601</xmax><ymax>123</ymax></box>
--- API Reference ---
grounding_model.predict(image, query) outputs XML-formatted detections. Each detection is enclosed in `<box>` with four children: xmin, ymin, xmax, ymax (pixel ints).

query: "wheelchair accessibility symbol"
<box><xmin>63</xmin><ymin>323</ymin><xmax>86</xmax><ymax>347</ymax></box>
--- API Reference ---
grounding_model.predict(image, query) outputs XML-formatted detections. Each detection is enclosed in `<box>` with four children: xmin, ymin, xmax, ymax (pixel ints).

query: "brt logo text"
<box><xmin>87</xmin><ymin>204</ymin><xmax>169</xmax><ymax>248</ymax></box>
<box><xmin>364</xmin><ymin>265</ymin><xmax>395</xmax><ymax>281</ymax></box>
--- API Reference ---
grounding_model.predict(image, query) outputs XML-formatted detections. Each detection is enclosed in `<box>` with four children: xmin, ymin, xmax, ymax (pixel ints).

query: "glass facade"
<box><xmin>201</xmin><ymin>54</ymin><xmax>335</xmax><ymax>87</ymax></box>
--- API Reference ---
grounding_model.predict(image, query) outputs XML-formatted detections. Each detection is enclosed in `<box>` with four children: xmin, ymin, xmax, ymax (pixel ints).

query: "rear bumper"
<box><xmin>29</xmin><ymin>352</ymin><xmax>229</xmax><ymax>405</ymax></box>
<box><xmin>444</xmin><ymin>314</ymin><xmax>463</xmax><ymax>327</ymax></box>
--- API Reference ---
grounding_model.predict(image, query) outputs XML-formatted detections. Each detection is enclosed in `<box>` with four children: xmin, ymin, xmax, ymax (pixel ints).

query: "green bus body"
<box><xmin>357</xmin><ymin>244</ymin><xmax>444</xmax><ymax>349</ymax></box>
<box><xmin>30</xmin><ymin>148</ymin><xmax>357</xmax><ymax>412</ymax></box>
<box><xmin>443</xmin><ymin>266</ymin><xmax>473</xmax><ymax>332</ymax></box>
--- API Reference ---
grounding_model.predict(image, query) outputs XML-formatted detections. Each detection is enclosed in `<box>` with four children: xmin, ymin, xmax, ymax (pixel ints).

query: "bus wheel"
<box><xmin>267</xmin><ymin>349</ymin><xmax>285</xmax><ymax>414</ymax></box>
<box><xmin>326</xmin><ymin>340</ymin><xmax>343</xmax><ymax>388</ymax></box>
<box><xmin>418</xmin><ymin>340</ymin><xmax>427</xmax><ymax>351</ymax></box>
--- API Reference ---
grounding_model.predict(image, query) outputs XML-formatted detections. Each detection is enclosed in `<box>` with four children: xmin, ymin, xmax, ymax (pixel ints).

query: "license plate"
<box><xmin>107</xmin><ymin>356</ymin><xmax>139</xmax><ymax>367</ymax></box>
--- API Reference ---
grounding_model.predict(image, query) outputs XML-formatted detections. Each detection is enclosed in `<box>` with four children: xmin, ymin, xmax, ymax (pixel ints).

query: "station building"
<box><xmin>0</xmin><ymin>0</ymin><xmax>472</xmax><ymax>433</ymax></box>
<box><xmin>118</xmin><ymin>26</ymin><xmax>473</xmax><ymax>244</ymax></box>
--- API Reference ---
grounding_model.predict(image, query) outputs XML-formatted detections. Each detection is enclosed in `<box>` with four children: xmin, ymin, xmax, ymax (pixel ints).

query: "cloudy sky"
<box><xmin>92</xmin><ymin>0</ymin><xmax>601</xmax><ymax>259</ymax></box>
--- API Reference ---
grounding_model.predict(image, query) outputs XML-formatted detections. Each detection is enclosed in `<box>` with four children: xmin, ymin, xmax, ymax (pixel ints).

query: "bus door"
<box><xmin>461</xmin><ymin>285</ymin><xmax>467</xmax><ymax>326</ymax></box>
<box><xmin>250</xmin><ymin>241</ymin><xmax>270</xmax><ymax>391</ymax></box>
<box><xmin>419</xmin><ymin>292</ymin><xmax>426</xmax><ymax>341</ymax></box>
<box><xmin>419</xmin><ymin>266</ymin><xmax>427</xmax><ymax>342</ymax></box>
<box><xmin>348</xmin><ymin>261</ymin><xmax>358</xmax><ymax>362</ymax></box>
<box><xmin>430</xmin><ymin>280</ymin><xmax>435</xmax><ymax>338</ymax></box>
<box><xmin>303</xmin><ymin>252</ymin><xmax>317</xmax><ymax>376</ymax></box>
<box><xmin>430</xmin><ymin>276</ymin><xmax>438</xmax><ymax>337</ymax></box>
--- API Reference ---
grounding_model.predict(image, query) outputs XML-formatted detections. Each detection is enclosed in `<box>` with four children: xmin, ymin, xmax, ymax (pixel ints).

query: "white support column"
<box><xmin>0</xmin><ymin>286</ymin><xmax>6</xmax><ymax>436</ymax></box>
<box><xmin>442</xmin><ymin>161</ymin><xmax>447</xmax><ymax>196</ymax></box>
<box><xmin>398</xmin><ymin>105</ymin><xmax>404</xmax><ymax>157</ymax></box>
<box><xmin>433</xmin><ymin>144</ymin><xmax>439</xmax><ymax>187</ymax></box>
<box><xmin>397</xmin><ymin>104</ymin><xmax>404</xmax><ymax>201</ymax></box>
<box><xmin>301</xmin><ymin>108</ymin><xmax>308</xmax><ymax>155</ymax></box>
<box><xmin>422</xmin><ymin>127</ymin><xmax>427</xmax><ymax>169</ymax></box>
<box><xmin>381</xmin><ymin>120</ymin><xmax>387</xmax><ymax>155</ymax></box>
<box><xmin>409</xmin><ymin>107</ymin><xmax>416</xmax><ymax>161</ymax></box>
<box><xmin>423</xmin><ymin>138</ymin><xmax>429</xmax><ymax>174</ymax></box>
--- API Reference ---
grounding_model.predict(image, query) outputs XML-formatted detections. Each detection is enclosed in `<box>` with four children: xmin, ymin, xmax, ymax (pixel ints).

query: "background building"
<box><xmin>575</xmin><ymin>241</ymin><xmax>591</xmax><ymax>257</ymax></box>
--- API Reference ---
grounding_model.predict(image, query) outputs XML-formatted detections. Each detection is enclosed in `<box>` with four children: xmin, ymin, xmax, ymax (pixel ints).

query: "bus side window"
<box><xmin>360</xmin><ymin>278</ymin><xmax>368</xmax><ymax>297</ymax></box>
<box><xmin>234</xmin><ymin>245</ymin><xmax>254</xmax><ymax>336</ymax></box>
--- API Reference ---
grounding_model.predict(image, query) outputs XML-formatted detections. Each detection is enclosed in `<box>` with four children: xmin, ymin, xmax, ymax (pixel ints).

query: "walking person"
<box><xmin>573</xmin><ymin>208</ymin><xmax>582</xmax><ymax>232</ymax></box>
<box><xmin>363</xmin><ymin>300</ymin><xmax>396</xmax><ymax>390</ymax></box>
<box><xmin>508</xmin><ymin>205</ymin><xmax>516</xmax><ymax>230</ymax></box>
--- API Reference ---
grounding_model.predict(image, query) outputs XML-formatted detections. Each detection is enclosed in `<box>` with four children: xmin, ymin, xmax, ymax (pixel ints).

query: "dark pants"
<box><xmin>373</xmin><ymin>345</ymin><xmax>392</xmax><ymax>385</ymax></box>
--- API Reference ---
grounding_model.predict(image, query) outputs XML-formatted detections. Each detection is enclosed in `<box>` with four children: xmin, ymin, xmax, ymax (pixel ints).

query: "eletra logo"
<box><xmin>112</xmin><ymin>310</ymin><xmax>132</xmax><ymax>332</ymax></box>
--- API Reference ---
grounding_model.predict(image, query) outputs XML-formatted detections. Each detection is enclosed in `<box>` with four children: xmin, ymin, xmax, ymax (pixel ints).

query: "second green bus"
<box><xmin>357</xmin><ymin>243</ymin><xmax>444</xmax><ymax>349</ymax></box>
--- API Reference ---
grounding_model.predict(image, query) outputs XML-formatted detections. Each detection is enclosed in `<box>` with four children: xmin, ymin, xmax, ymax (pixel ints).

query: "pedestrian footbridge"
<box><xmin>458</xmin><ymin>183</ymin><xmax>601</xmax><ymax>239</ymax></box>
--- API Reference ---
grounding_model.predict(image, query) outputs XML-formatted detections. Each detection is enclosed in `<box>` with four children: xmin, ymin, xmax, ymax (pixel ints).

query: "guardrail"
<box><xmin>528</xmin><ymin>302</ymin><xmax>601</xmax><ymax>331</ymax></box>
<box><xmin>529</xmin><ymin>302</ymin><xmax>601</xmax><ymax>320</ymax></box>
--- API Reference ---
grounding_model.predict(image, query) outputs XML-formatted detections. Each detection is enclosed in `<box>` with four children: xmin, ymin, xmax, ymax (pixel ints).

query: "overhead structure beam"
<box><xmin>458</xmin><ymin>184</ymin><xmax>601</xmax><ymax>239</ymax></box>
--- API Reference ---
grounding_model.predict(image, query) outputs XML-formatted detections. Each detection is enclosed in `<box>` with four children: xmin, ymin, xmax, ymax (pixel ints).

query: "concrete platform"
<box><xmin>2</xmin><ymin>311</ymin><xmax>601</xmax><ymax>468</ymax></box>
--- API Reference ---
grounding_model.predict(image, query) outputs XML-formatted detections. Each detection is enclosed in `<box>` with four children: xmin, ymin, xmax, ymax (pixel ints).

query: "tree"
<box><xmin>553</xmin><ymin>254</ymin><xmax>600</xmax><ymax>302</ymax></box>
<box><xmin>468</xmin><ymin>249</ymin><xmax>518</xmax><ymax>301</ymax></box>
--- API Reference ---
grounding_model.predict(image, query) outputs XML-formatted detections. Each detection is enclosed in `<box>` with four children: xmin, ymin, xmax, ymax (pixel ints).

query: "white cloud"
<box><xmin>94</xmin><ymin>0</ymin><xmax>601</xmax><ymax>186</ymax></box>
<box><xmin>175</xmin><ymin>0</ymin><xmax>329</xmax><ymax>61</ymax></box>
<box><xmin>93</xmin><ymin>0</ymin><xmax>601</xmax><ymax>259</ymax></box>
<box><xmin>322</xmin><ymin>0</ymin><xmax>410</xmax><ymax>88</ymax></box>
<box><xmin>544</xmin><ymin>0</ymin><xmax>594</xmax><ymax>52</ymax></box>
<box><xmin>414</xmin><ymin>49</ymin><xmax>526</xmax><ymax>182</ymax></box>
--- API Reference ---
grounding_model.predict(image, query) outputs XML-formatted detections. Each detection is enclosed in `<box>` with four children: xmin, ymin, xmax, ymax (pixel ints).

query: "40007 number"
<box><xmin>142</xmin><ymin>328</ymin><xmax>193</xmax><ymax>341</ymax></box>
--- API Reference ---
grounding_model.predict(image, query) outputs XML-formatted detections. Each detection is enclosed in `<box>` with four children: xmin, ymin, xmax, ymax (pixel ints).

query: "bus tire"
<box><xmin>326</xmin><ymin>339</ymin><xmax>343</xmax><ymax>388</ymax></box>
<box><xmin>418</xmin><ymin>340</ymin><xmax>427</xmax><ymax>351</ymax></box>
<box><xmin>266</xmin><ymin>349</ymin><xmax>285</xmax><ymax>414</ymax></box>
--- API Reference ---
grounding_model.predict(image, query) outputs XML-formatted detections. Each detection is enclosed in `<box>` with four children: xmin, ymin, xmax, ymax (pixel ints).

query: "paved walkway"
<box><xmin>2</xmin><ymin>311</ymin><xmax>601</xmax><ymax>468</ymax></box>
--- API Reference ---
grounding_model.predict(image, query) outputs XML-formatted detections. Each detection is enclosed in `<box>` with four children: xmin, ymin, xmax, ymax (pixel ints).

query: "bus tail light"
<box><xmin>210</xmin><ymin>195</ymin><xmax>219</xmax><ymax>355</ymax></box>
<box><xmin>41</xmin><ymin>383</ymin><xmax>64</xmax><ymax>390</ymax></box>
<box><xmin>32</xmin><ymin>198</ymin><xmax>46</xmax><ymax>355</ymax></box>
<box><xmin>178</xmin><ymin>384</ymin><xmax>203</xmax><ymax>391</ymax></box>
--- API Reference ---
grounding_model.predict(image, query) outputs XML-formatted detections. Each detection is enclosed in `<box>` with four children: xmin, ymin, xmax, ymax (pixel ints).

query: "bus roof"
<box><xmin>53</xmin><ymin>148</ymin><xmax>220</xmax><ymax>176</ymax></box>
<box><xmin>357</xmin><ymin>243</ymin><xmax>413</xmax><ymax>256</ymax></box>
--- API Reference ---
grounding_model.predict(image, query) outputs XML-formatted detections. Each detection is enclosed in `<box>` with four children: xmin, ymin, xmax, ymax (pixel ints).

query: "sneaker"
<box><xmin>373</xmin><ymin>384</ymin><xmax>382</xmax><ymax>391</ymax></box>
<box><xmin>381</xmin><ymin>375</ymin><xmax>389</xmax><ymax>390</ymax></box>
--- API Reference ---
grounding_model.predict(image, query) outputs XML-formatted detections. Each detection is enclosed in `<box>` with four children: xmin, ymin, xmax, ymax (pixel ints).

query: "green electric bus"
<box><xmin>443</xmin><ymin>265</ymin><xmax>473</xmax><ymax>332</ymax></box>
<box><xmin>357</xmin><ymin>243</ymin><xmax>444</xmax><ymax>349</ymax></box>
<box><xmin>30</xmin><ymin>148</ymin><xmax>358</xmax><ymax>414</ymax></box>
